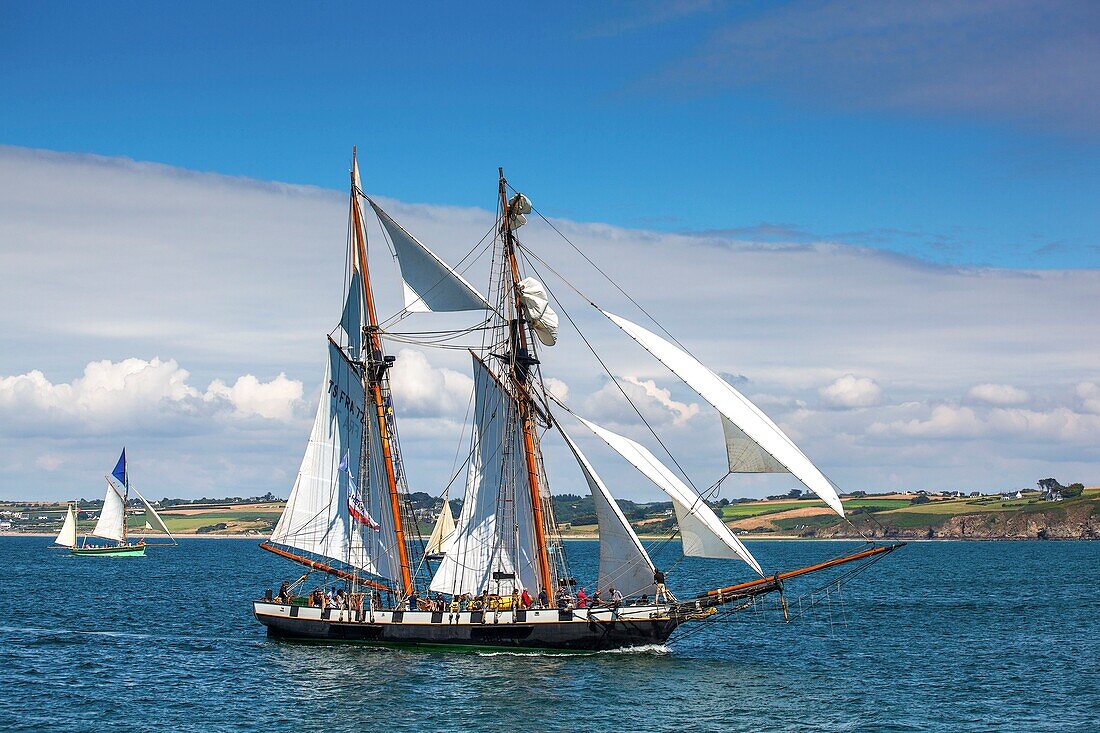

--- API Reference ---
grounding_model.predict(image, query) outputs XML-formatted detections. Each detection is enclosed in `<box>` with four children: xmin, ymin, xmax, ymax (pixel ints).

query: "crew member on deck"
<box><xmin>654</xmin><ymin>568</ymin><xmax>669</xmax><ymax>604</ymax></box>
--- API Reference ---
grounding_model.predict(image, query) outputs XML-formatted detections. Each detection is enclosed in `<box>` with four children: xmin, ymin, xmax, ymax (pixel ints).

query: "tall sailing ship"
<box><xmin>253</xmin><ymin>152</ymin><xmax>901</xmax><ymax>651</ymax></box>
<box><xmin>54</xmin><ymin>449</ymin><xmax>176</xmax><ymax>556</ymax></box>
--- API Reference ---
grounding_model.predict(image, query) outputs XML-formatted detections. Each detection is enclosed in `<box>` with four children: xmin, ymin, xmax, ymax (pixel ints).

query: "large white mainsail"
<box><xmin>366</xmin><ymin>197</ymin><xmax>490</xmax><ymax>314</ymax></box>
<box><xmin>270</xmin><ymin>341</ymin><xmax>397</xmax><ymax>578</ymax></box>
<box><xmin>557</xmin><ymin>426</ymin><xmax>655</xmax><ymax>597</ymax></box>
<box><xmin>55</xmin><ymin>504</ymin><xmax>77</xmax><ymax>547</ymax></box>
<box><xmin>430</xmin><ymin>355</ymin><xmax>541</xmax><ymax>596</ymax></box>
<box><xmin>424</xmin><ymin>495</ymin><xmax>456</xmax><ymax>556</ymax></box>
<box><xmin>601</xmin><ymin>310</ymin><xmax>845</xmax><ymax>517</ymax></box>
<box><xmin>92</xmin><ymin>482</ymin><xmax>126</xmax><ymax>542</ymax></box>
<box><xmin>573</xmin><ymin>415</ymin><xmax>763</xmax><ymax>577</ymax></box>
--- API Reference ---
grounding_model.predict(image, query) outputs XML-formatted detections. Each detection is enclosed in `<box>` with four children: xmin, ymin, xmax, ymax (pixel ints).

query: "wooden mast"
<box><xmin>349</xmin><ymin>148</ymin><xmax>414</xmax><ymax>598</ymax></box>
<box><xmin>498</xmin><ymin>168</ymin><xmax>555</xmax><ymax>598</ymax></box>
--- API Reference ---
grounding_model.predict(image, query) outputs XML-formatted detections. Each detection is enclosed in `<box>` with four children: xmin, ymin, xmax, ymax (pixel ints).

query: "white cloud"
<box><xmin>819</xmin><ymin>374</ymin><xmax>882</xmax><ymax>408</ymax></box>
<box><xmin>1077</xmin><ymin>382</ymin><xmax>1100</xmax><ymax>414</ymax></box>
<box><xmin>0</xmin><ymin>358</ymin><xmax>304</xmax><ymax>435</ymax></box>
<box><xmin>583</xmin><ymin>376</ymin><xmax>699</xmax><ymax>429</ymax></box>
<box><xmin>205</xmin><ymin>373</ymin><xmax>304</xmax><ymax>420</ymax></box>
<box><xmin>386</xmin><ymin>349</ymin><xmax>474</xmax><ymax>417</ymax></box>
<box><xmin>968</xmin><ymin>383</ymin><xmax>1029</xmax><ymax>406</ymax></box>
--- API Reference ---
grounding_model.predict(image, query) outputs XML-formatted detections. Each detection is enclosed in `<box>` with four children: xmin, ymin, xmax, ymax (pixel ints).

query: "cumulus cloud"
<box><xmin>583</xmin><ymin>376</ymin><xmax>699</xmax><ymax>429</ymax></box>
<box><xmin>0</xmin><ymin>358</ymin><xmax>305</xmax><ymax>436</ymax></box>
<box><xmin>1077</xmin><ymin>382</ymin><xmax>1100</xmax><ymax>414</ymax></box>
<box><xmin>968</xmin><ymin>383</ymin><xmax>1030</xmax><ymax>406</ymax></box>
<box><xmin>386</xmin><ymin>349</ymin><xmax>474</xmax><ymax>418</ymax></box>
<box><xmin>819</xmin><ymin>374</ymin><xmax>882</xmax><ymax>408</ymax></box>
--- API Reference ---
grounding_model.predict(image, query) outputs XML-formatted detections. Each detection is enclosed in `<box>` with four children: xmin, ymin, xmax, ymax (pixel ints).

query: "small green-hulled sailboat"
<box><xmin>59</xmin><ymin>449</ymin><xmax>176</xmax><ymax>556</ymax></box>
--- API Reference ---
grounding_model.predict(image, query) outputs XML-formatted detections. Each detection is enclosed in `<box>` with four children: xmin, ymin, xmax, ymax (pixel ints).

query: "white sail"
<box><xmin>55</xmin><ymin>504</ymin><xmax>77</xmax><ymax>547</ymax></box>
<box><xmin>424</xmin><ymin>498</ymin><xmax>456</xmax><ymax>556</ymax></box>
<box><xmin>133</xmin><ymin>488</ymin><xmax>174</xmax><ymax>541</ymax></box>
<box><xmin>517</xmin><ymin>277</ymin><xmax>558</xmax><ymax>347</ymax></box>
<box><xmin>270</xmin><ymin>341</ymin><xmax>385</xmax><ymax>576</ymax></box>
<box><xmin>430</xmin><ymin>356</ymin><xmax>541</xmax><ymax>596</ymax></box>
<box><xmin>722</xmin><ymin>415</ymin><xmax>787</xmax><ymax>473</ymax></box>
<box><xmin>558</xmin><ymin>426</ymin><xmax>655</xmax><ymax>597</ymax></box>
<box><xmin>92</xmin><ymin>482</ymin><xmax>126</xmax><ymax>542</ymax></box>
<box><xmin>367</xmin><ymin>198</ymin><xmax>490</xmax><ymax>313</ymax></box>
<box><xmin>601</xmin><ymin>310</ymin><xmax>845</xmax><ymax>517</ymax></box>
<box><xmin>573</xmin><ymin>415</ymin><xmax>763</xmax><ymax>576</ymax></box>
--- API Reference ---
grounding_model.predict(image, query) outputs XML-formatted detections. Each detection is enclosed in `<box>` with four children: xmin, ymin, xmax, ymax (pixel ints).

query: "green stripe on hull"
<box><xmin>71</xmin><ymin>546</ymin><xmax>146</xmax><ymax>557</ymax></box>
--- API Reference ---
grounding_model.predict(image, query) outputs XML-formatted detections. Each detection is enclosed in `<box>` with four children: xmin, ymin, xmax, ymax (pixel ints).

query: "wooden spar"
<box><xmin>701</xmin><ymin>542</ymin><xmax>904</xmax><ymax>599</ymax></box>
<box><xmin>349</xmin><ymin>149</ymin><xmax>414</xmax><ymax>598</ymax></box>
<box><xmin>259</xmin><ymin>542</ymin><xmax>390</xmax><ymax>592</ymax></box>
<box><xmin>498</xmin><ymin>168</ymin><xmax>555</xmax><ymax>598</ymax></box>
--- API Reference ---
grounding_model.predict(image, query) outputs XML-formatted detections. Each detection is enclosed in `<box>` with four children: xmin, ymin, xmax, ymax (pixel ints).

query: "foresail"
<box><xmin>55</xmin><ymin>505</ymin><xmax>77</xmax><ymax>547</ymax></box>
<box><xmin>270</xmin><ymin>341</ymin><xmax>383</xmax><ymax>576</ymax></box>
<box><xmin>573</xmin><ymin>415</ymin><xmax>763</xmax><ymax>576</ymax></box>
<box><xmin>601</xmin><ymin>310</ymin><xmax>845</xmax><ymax>517</ymax></box>
<box><xmin>341</xmin><ymin>270</ymin><xmax>363</xmax><ymax>360</ymax></box>
<box><xmin>367</xmin><ymin>199</ymin><xmax>490</xmax><ymax>313</ymax></box>
<box><xmin>430</xmin><ymin>355</ymin><xmax>541</xmax><ymax>595</ymax></box>
<box><xmin>92</xmin><ymin>482</ymin><xmax>126</xmax><ymax>542</ymax></box>
<box><xmin>557</xmin><ymin>426</ymin><xmax>655</xmax><ymax>597</ymax></box>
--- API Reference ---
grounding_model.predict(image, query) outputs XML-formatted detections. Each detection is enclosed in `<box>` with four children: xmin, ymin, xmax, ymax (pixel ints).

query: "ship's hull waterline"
<box><xmin>254</xmin><ymin>602</ymin><xmax>681</xmax><ymax>651</ymax></box>
<box><xmin>71</xmin><ymin>544</ymin><xmax>146</xmax><ymax>557</ymax></box>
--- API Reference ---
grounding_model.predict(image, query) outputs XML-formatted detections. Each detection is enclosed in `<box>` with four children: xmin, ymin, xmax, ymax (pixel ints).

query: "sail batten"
<box><xmin>573</xmin><ymin>415</ymin><xmax>763</xmax><ymax>576</ymax></box>
<box><xmin>601</xmin><ymin>310</ymin><xmax>845</xmax><ymax>517</ymax></box>
<box><xmin>558</xmin><ymin>426</ymin><xmax>655</xmax><ymax>597</ymax></box>
<box><xmin>367</xmin><ymin>198</ymin><xmax>490</xmax><ymax>313</ymax></box>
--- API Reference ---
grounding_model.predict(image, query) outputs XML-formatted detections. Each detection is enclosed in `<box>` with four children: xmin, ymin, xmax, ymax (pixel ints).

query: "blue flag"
<box><xmin>111</xmin><ymin>448</ymin><xmax>127</xmax><ymax>487</ymax></box>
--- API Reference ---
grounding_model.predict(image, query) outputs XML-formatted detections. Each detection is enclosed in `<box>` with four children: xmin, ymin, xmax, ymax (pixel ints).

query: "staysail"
<box><xmin>430</xmin><ymin>355</ymin><xmax>541</xmax><ymax>595</ymax></box>
<box><xmin>573</xmin><ymin>415</ymin><xmax>763</xmax><ymax>576</ymax></box>
<box><xmin>557</xmin><ymin>426</ymin><xmax>655</xmax><ymax>597</ymax></box>
<box><xmin>269</xmin><ymin>340</ymin><xmax>401</xmax><ymax>578</ymax></box>
<box><xmin>367</xmin><ymin>198</ymin><xmax>490</xmax><ymax>313</ymax></box>
<box><xmin>133</xmin><ymin>488</ymin><xmax>174</xmax><ymax>541</ymax></box>
<box><xmin>55</xmin><ymin>504</ymin><xmax>77</xmax><ymax>547</ymax></box>
<box><xmin>92</xmin><ymin>481</ymin><xmax>126</xmax><ymax>542</ymax></box>
<box><xmin>601</xmin><ymin>310</ymin><xmax>845</xmax><ymax>517</ymax></box>
<box><xmin>722</xmin><ymin>416</ymin><xmax>787</xmax><ymax>473</ymax></box>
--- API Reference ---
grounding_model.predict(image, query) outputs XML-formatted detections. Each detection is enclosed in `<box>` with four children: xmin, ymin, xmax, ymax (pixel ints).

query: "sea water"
<box><xmin>0</xmin><ymin>537</ymin><xmax>1096</xmax><ymax>732</ymax></box>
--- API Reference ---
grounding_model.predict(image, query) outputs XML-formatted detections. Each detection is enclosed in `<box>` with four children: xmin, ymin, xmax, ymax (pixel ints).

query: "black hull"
<box><xmin>255</xmin><ymin>603</ymin><xmax>680</xmax><ymax>652</ymax></box>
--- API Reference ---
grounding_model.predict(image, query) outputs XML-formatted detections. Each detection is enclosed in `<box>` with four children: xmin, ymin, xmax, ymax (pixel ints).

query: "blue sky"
<box><xmin>4</xmin><ymin>0</ymin><xmax>1098</xmax><ymax>269</ymax></box>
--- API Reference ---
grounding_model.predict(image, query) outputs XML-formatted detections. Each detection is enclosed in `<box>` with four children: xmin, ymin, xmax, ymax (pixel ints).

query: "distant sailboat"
<box><xmin>424</xmin><ymin>493</ymin><xmax>456</xmax><ymax>560</ymax></box>
<box><xmin>71</xmin><ymin>449</ymin><xmax>176</xmax><ymax>556</ymax></box>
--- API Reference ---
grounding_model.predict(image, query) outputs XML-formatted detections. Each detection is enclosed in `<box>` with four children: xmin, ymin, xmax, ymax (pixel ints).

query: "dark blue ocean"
<box><xmin>0</xmin><ymin>537</ymin><xmax>1096</xmax><ymax>732</ymax></box>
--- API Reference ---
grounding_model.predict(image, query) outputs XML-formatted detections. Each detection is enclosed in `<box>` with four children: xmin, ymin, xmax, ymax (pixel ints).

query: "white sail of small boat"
<box><xmin>54</xmin><ymin>504</ymin><xmax>77</xmax><ymax>548</ymax></box>
<box><xmin>133</xmin><ymin>487</ymin><xmax>176</xmax><ymax>545</ymax></box>
<box><xmin>424</xmin><ymin>493</ymin><xmax>456</xmax><ymax>558</ymax></box>
<box><xmin>92</xmin><ymin>480</ymin><xmax>127</xmax><ymax>542</ymax></box>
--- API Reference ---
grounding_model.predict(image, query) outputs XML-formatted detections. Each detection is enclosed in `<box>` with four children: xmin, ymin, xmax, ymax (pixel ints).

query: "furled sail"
<box><xmin>573</xmin><ymin>415</ymin><xmax>763</xmax><ymax>576</ymax></box>
<box><xmin>55</xmin><ymin>504</ymin><xmax>77</xmax><ymax>547</ymax></box>
<box><xmin>601</xmin><ymin>311</ymin><xmax>845</xmax><ymax>517</ymax></box>
<box><xmin>430</xmin><ymin>355</ymin><xmax>541</xmax><ymax>596</ymax></box>
<box><xmin>133</xmin><ymin>488</ymin><xmax>173</xmax><ymax>539</ymax></box>
<box><xmin>517</xmin><ymin>277</ymin><xmax>558</xmax><ymax>347</ymax></box>
<box><xmin>722</xmin><ymin>415</ymin><xmax>787</xmax><ymax>473</ymax></box>
<box><xmin>367</xmin><ymin>198</ymin><xmax>490</xmax><ymax>313</ymax></box>
<box><xmin>270</xmin><ymin>341</ymin><xmax>397</xmax><ymax>578</ymax></box>
<box><xmin>92</xmin><ymin>481</ymin><xmax>126</xmax><ymax>542</ymax></box>
<box><xmin>424</xmin><ymin>496</ymin><xmax>456</xmax><ymax>556</ymax></box>
<box><xmin>557</xmin><ymin>426</ymin><xmax>655</xmax><ymax>597</ymax></box>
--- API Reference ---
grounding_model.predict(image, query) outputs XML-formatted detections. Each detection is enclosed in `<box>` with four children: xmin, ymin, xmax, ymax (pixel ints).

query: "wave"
<box><xmin>474</xmin><ymin>643</ymin><xmax>671</xmax><ymax>658</ymax></box>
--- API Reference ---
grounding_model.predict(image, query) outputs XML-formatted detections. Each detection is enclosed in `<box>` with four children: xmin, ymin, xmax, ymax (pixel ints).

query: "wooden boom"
<box><xmin>259</xmin><ymin>541</ymin><xmax>390</xmax><ymax>593</ymax></box>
